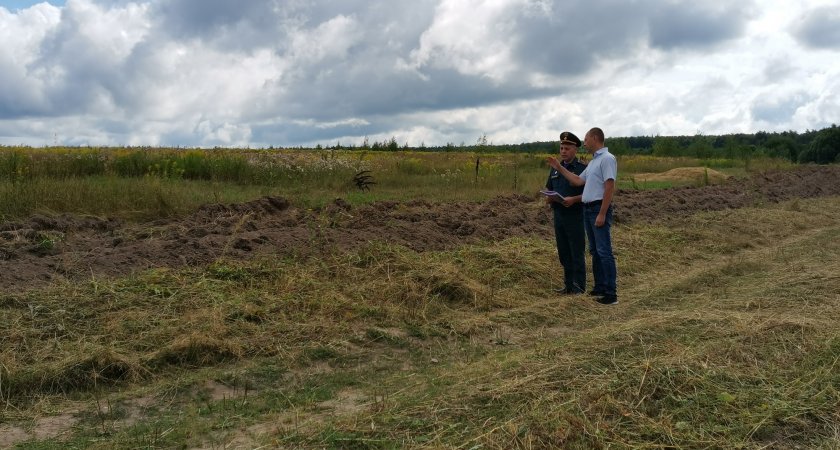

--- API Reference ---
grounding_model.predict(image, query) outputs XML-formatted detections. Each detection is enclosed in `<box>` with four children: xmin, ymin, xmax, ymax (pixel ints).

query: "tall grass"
<box><xmin>0</xmin><ymin>147</ymin><xmax>792</xmax><ymax>221</ymax></box>
<box><xmin>0</xmin><ymin>177</ymin><xmax>282</xmax><ymax>221</ymax></box>
<box><xmin>0</xmin><ymin>147</ymin><xmax>366</xmax><ymax>184</ymax></box>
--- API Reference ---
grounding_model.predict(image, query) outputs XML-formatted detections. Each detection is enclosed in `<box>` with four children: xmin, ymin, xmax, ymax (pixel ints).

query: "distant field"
<box><xmin>0</xmin><ymin>146</ymin><xmax>792</xmax><ymax>221</ymax></box>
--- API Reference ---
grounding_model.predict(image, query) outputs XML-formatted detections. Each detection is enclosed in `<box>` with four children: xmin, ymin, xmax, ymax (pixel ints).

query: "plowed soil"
<box><xmin>2</xmin><ymin>165</ymin><xmax>839</xmax><ymax>293</ymax></box>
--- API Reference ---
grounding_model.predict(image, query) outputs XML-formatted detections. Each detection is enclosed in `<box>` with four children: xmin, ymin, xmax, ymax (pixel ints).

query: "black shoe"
<box><xmin>595</xmin><ymin>295</ymin><xmax>618</xmax><ymax>305</ymax></box>
<box><xmin>589</xmin><ymin>289</ymin><xmax>605</xmax><ymax>296</ymax></box>
<box><xmin>553</xmin><ymin>287</ymin><xmax>568</xmax><ymax>294</ymax></box>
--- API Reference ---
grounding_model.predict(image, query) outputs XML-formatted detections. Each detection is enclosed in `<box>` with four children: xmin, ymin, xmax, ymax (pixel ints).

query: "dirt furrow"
<box><xmin>2</xmin><ymin>166</ymin><xmax>838</xmax><ymax>293</ymax></box>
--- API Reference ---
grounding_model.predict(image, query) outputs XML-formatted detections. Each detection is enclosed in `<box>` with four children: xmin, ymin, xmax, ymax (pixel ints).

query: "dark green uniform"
<box><xmin>546</xmin><ymin>158</ymin><xmax>587</xmax><ymax>293</ymax></box>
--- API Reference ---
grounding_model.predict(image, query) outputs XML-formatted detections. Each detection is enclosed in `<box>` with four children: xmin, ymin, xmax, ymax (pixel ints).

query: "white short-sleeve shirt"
<box><xmin>579</xmin><ymin>147</ymin><xmax>617</xmax><ymax>203</ymax></box>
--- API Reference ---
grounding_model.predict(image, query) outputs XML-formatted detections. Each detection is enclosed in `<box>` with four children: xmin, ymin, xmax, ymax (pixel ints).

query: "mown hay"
<box><xmin>426</xmin><ymin>275</ymin><xmax>475</xmax><ymax>304</ymax></box>
<box><xmin>2</xmin><ymin>347</ymin><xmax>143</xmax><ymax>398</ymax></box>
<box><xmin>149</xmin><ymin>334</ymin><xmax>243</xmax><ymax>368</ymax></box>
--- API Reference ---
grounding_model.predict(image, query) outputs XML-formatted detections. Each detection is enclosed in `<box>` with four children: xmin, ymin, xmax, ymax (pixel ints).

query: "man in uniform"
<box><xmin>548</xmin><ymin>127</ymin><xmax>618</xmax><ymax>305</ymax></box>
<box><xmin>545</xmin><ymin>131</ymin><xmax>587</xmax><ymax>294</ymax></box>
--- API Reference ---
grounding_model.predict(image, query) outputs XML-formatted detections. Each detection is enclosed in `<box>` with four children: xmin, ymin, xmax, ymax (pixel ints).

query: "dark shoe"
<box><xmin>595</xmin><ymin>295</ymin><xmax>618</xmax><ymax>305</ymax></box>
<box><xmin>553</xmin><ymin>287</ymin><xmax>568</xmax><ymax>294</ymax></box>
<box><xmin>589</xmin><ymin>289</ymin><xmax>605</xmax><ymax>296</ymax></box>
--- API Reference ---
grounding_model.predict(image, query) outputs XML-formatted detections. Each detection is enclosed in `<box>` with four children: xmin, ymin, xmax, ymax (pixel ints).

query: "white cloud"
<box><xmin>404</xmin><ymin>0</ymin><xmax>523</xmax><ymax>82</ymax></box>
<box><xmin>0</xmin><ymin>3</ymin><xmax>61</xmax><ymax>116</ymax></box>
<box><xmin>288</xmin><ymin>15</ymin><xmax>361</xmax><ymax>64</ymax></box>
<box><xmin>0</xmin><ymin>0</ymin><xmax>837</xmax><ymax>147</ymax></box>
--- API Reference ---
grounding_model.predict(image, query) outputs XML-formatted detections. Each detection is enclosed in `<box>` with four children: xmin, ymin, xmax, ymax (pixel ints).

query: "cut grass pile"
<box><xmin>0</xmin><ymin>196</ymin><xmax>837</xmax><ymax>448</ymax></box>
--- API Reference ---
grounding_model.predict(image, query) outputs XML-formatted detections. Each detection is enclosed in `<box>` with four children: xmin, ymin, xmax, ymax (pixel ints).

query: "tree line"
<box><xmin>326</xmin><ymin>125</ymin><xmax>839</xmax><ymax>164</ymax></box>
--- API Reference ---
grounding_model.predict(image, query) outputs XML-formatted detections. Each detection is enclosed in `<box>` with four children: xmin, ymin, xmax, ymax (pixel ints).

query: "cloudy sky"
<box><xmin>1</xmin><ymin>0</ymin><xmax>838</xmax><ymax>147</ymax></box>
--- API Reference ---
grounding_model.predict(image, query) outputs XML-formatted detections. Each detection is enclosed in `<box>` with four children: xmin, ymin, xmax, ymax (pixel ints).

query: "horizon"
<box><xmin>3</xmin><ymin>126</ymin><xmax>832</xmax><ymax>151</ymax></box>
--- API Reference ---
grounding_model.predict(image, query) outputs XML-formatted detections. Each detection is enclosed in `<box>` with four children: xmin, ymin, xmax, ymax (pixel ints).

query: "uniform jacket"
<box><xmin>545</xmin><ymin>158</ymin><xmax>586</xmax><ymax>213</ymax></box>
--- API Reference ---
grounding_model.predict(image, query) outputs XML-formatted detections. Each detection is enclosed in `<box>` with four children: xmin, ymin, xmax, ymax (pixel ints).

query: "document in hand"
<box><xmin>540</xmin><ymin>189</ymin><xmax>566</xmax><ymax>200</ymax></box>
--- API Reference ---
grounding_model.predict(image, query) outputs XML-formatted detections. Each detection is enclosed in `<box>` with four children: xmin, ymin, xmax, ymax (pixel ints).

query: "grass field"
<box><xmin>0</xmin><ymin>147</ymin><xmax>792</xmax><ymax>221</ymax></box>
<box><xmin>1</xmin><ymin>194</ymin><xmax>837</xmax><ymax>448</ymax></box>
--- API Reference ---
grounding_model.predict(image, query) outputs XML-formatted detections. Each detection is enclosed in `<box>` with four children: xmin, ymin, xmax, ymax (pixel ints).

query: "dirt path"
<box><xmin>1</xmin><ymin>165</ymin><xmax>839</xmax><ymax>293</ymax></box>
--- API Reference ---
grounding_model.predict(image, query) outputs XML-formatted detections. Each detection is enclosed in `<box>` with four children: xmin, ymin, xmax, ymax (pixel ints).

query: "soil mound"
<box><xmin>2</xmin><ymin>165</ymin><xmax>839</xmax><ymax>292</ymax></box>
<box><xmin>614</xmin><ymin>165</ymin><xmax>840</xmax><ymax>223</ymax></box>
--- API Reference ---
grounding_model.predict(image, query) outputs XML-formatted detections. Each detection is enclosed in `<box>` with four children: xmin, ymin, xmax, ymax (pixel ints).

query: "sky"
<box><xmin>0</xmin><ymin>0</ymin><xmax>838</xmax><ymax>147</ymax></box>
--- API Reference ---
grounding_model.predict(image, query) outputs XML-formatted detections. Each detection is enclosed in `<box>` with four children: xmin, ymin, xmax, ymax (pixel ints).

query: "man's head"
<box><xmin>558</xmin><ymin>131</ymin><xmax>581</xmax><ymax>162</ymax></box>
<box><xmin>584</xmin><ymin>127</ymin><xmax>605</xmax><ymax>153</ymax></box>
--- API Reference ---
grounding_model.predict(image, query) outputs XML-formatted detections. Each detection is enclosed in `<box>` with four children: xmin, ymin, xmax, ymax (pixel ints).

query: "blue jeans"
<box><xmin>583</xmin><ymin>203</ymin><xmax>617</xmax><ymax>296</ymax></box>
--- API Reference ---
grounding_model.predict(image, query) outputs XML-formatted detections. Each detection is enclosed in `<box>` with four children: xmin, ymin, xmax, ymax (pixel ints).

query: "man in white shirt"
<box><xmin>547</xmin><ymin>127</ymin><xmax>618</xmax><ymax>305</ymax></box>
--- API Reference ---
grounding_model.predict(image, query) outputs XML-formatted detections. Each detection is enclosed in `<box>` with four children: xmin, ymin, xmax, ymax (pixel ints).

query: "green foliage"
<box><xmin>652</xmin><ymin>136</ymin><xmax>680</xmax><ymax>157</ymax></box>
<box><xmin>1</xmin><ymin>126</ymin><xmax>826</xmax><ymax>182</ymax></box>
<box><xmin>605</xmin><ymin>137</ymin><xmax>631</xmax><ymax>155</ymax></box>
<box><xmin>688</xmin><ymin>135</ymin><xmax>714</xmax><ymax>158</ymax></box>
<box><xmin>799</xmin><ymin>125</ymin><xmax>840</xmax><ymax>164</ymax></box>
<box><xmin>599</xmin><ymin>129</ymin><xmax>822</xmax><ymax>161</ymax></box>
<box><xmin>0</xmin><ymin>150</ymin><xmax>31</xmax><ymax>182</ymax></box>
<box><xmin>370</xmin><ymin>137</ymin><xmax>400</xmax><ymax>151</ymax></box>
<box><xmin>112</xmin><ymin>151</ymin><xmax>154</xmax><ymax>177</ymax></box>
<box><xmin>763</xmin><ymin>135</ymin><xmax>801</xmax><ymax>161</ymax></box>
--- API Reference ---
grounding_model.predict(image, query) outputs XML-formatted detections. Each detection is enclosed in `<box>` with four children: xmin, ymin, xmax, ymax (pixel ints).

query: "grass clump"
<box><xmin>2</xmin><ymin>347</ymin><xmax>143</xmax><ymax>399</ymax></box>
<box><xmin>150</xmin><ymin>335</ymin><xmax>243</xmax><ymax>369</ymax></box>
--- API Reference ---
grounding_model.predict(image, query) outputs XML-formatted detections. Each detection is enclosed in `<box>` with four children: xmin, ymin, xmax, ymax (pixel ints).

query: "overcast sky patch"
<box><xmin>792</xmin><ymin>5</ymin><xmax>840</xmax><ymax>50</ymax></box>
<box><xmin>0</xmin><ymin>0</ymin><xmax>838</xmax><ymax>147</ymax></box>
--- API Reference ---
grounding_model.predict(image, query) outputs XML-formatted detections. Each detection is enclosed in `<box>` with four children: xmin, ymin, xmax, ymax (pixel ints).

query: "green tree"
<box><xmin>652</xmin><ymin>136</ymin><xmax>679</xmax><ymax>157</ymax></box>
<box><xmin>387</xmin><ymin>137</ymin><xmax>399</xmax><ymax>151</ymax></box>
<box><xmin>476</xmin><ymin>134</ymin><xmax>488</xmax><ymax>153</ymax></box>
<box><xmin>606</xmin><ymin>137</ymin><xmax>630</xmax><ymax>155</ymax></box>
<box><xmin>799</xmin><ymin>125</ymin><xmax>840</xmax><ymax>164</ymax></box>
<box><xmin>763</xmin><ymin>135</ymin><xmax>800</xmax><ymax>162</ymax></box>
<box><xmin>688</xmin><ymin>135</ymin><xmax>714</xmax><ymax>159</ymax></box>
<box><xmin>722</xmin><ymin>136</ymin><xmax>739</xmax><ymax>159</ymax></box>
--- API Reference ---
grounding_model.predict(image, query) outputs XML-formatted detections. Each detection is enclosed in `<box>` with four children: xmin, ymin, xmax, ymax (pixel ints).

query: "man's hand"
<box><xmin>548</xmin><ymin>159</ymin><xmax>585</xmax><ymax>187</ymax></box>
<box><xmin>596</xmin><ymin>179</ymin><xmax>615</xmax><ymax>227</ymax></box>
<box><xmin>562</xmin><ymin>198</ymin><xmax>575</xmax><ymax>207</ymax></box>
<box><xmin>595</xmin><ymin>213</ymin><xmax>606</xmax><ymax>227</ymax></box>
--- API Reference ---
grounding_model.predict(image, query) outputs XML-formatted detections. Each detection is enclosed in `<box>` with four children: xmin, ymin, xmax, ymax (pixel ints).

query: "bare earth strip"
<box><xmin>1</xmin><ymin>165</ymin><xmax>839</xmax><ymax>293</ymax></box>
